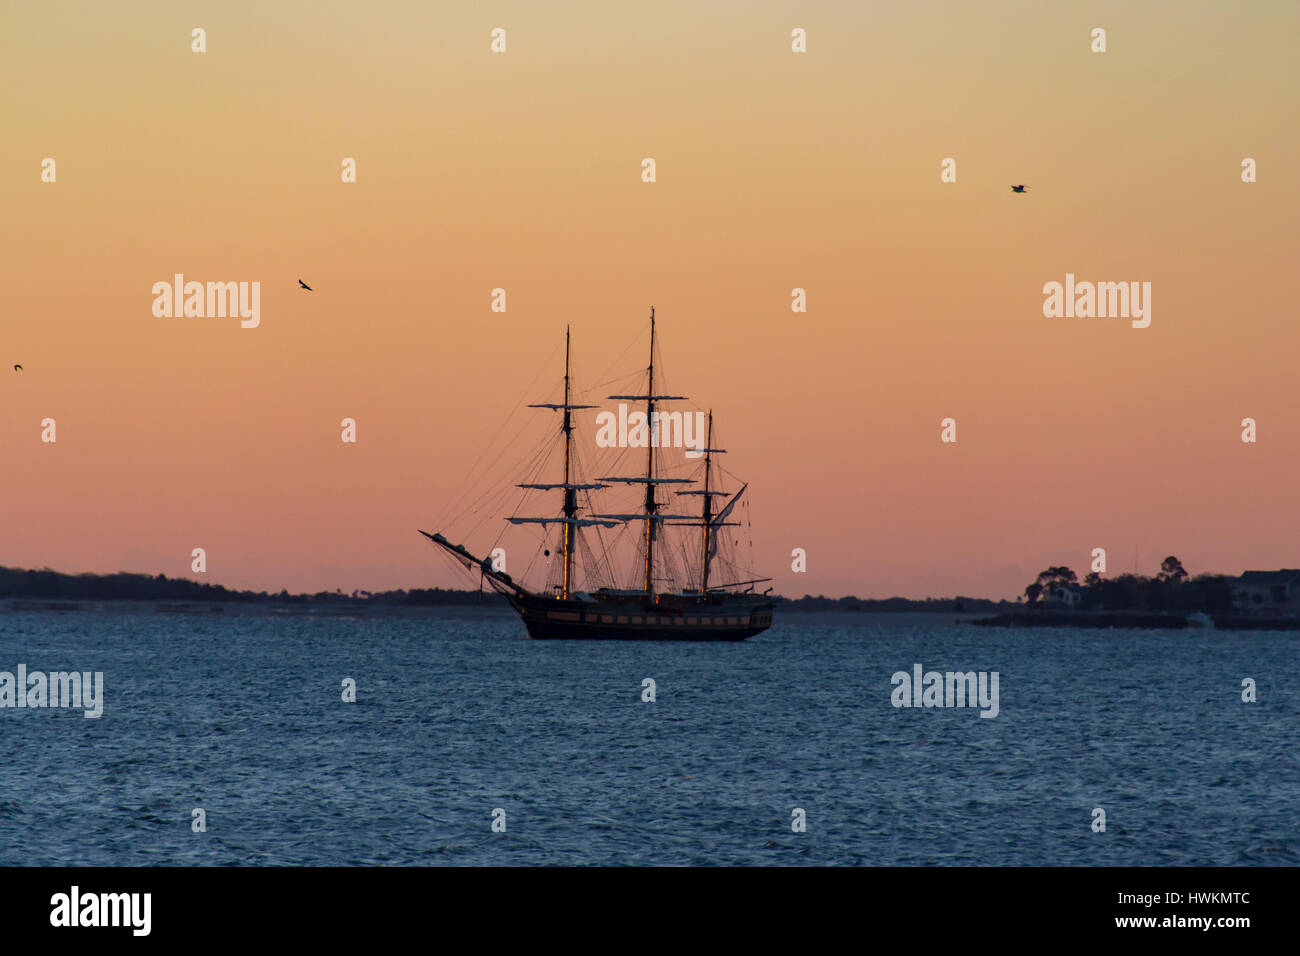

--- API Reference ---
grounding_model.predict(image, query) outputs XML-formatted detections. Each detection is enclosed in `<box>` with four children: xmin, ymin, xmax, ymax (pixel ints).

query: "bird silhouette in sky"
<box><xmin>1010</xmin><ymin>184</ymin><xmax>1030</xmax><ymax>194</ymax></box>
<box><xmin>298</xmin><ymin>279</ymin><xmax>313</xmax><ymax>291</ymax></box>
<box><xmin>12</xmin><ymin>364</ymin><xmax>21</xmax><ymax>372</ymax></box>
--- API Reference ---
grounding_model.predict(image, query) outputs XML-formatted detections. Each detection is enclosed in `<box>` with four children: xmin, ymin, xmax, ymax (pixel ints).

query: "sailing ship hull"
<box><xmin>507</xmin><ymin>592</ymin><xmax>774</xmax><ymax>642</ymax></box>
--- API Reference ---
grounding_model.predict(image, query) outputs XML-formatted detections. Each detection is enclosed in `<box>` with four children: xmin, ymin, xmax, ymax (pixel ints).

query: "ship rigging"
<box><xmin>420</xmin><ymin>309</ymin><xmax>775</xmax><ymax>640</ymax></box>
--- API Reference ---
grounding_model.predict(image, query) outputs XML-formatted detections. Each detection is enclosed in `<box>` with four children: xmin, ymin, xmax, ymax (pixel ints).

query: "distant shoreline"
<box><xmin>6</xmin><ymin>567</ymin><xmax>1297</xmax><ymax>628</ymax></box>
<box><xmin>0</xmin><ymin>565</ymin><xmax>1010</xmax><ymax>614</ymax></box>
<box><xmin>1</xmin><ymin>598</ymin><xmax>988</xmax><ymax>620</ymax></box>
<box><xmin>1</xmin><ymin>598</ymin><xmax>515</xmax><ymax>617</ymax></box>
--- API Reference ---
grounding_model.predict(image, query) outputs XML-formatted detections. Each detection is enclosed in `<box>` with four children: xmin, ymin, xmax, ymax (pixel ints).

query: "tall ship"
<box><xmin>420</xmin><ymin>310</ymin><xmax>775</xmax><ymax>641</ymax></box>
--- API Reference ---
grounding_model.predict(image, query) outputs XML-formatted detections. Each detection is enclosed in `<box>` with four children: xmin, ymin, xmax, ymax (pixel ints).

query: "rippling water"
<box><xmin>1</xmin><ymin>608</ymin><xmax>1296</xmax><ymax>866</ymax></box>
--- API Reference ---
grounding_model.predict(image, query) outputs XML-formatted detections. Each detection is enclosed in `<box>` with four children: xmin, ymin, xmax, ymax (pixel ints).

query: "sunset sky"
<box><xmin>3</xmin><ymin>1</ymin><xmax>1298</xmax><ymax>600</ymax></box>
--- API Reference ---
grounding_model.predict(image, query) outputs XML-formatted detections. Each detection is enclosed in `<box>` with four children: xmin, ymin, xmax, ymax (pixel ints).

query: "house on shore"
<box><xmin>1046</xmin><ymin>584</ymin><xmax>1087</xmax><ymax>609</ymax></box>
<box><xmin>1232</xmin><ymin>570</ymin><xmax>1300</xmax><ymax>615</ymax></box>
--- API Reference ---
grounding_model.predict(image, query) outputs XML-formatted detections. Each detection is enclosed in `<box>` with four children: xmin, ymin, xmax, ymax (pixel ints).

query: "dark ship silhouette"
<box><xmin>420</xmin><ymin>310</ymin><xmax>775</xmax><ymax>641</ymax></box>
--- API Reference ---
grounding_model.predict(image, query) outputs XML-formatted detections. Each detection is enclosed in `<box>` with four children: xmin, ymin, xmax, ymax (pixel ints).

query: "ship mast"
<box><xmin>643</xmin><ymin>308</ymin><xmax>657</xmax><ymax>595</ymax></box>
<box><xmin>700</xmin><ymin>410</ymin><xmax>713</xmax><ymax>591</ymax></box>
<box><xmin>595</xmin><ymin>311</ymin><xmax>694</xmax><ymax>592</ymax></box>
<box><xmin>515</xmin><ymin>330</ymin><xmax>606</xmax><ymax>597</ymax></box>
<box><xmin>561</xmin><ymin>325</ymin><xmax>575</xmax><ymax>599</ymax></box>
<box><xmin>422</xmin><ymin>314</ymin><xmax>781</xmax><ymax>615</ymax></box>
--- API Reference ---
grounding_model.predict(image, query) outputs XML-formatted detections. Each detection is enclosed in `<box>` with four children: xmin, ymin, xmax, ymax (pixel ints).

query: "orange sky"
<box><xmin>3</xmin><ymin>1</ymin><xmax>1298</xmax><ymax>599</ymax></box>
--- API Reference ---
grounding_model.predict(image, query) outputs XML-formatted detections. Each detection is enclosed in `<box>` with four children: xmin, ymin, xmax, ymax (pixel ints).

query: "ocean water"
<box><xmin>1</xmin><ymin>608</ymin><xmax>1296</xmax><ymax>866</ymax></box>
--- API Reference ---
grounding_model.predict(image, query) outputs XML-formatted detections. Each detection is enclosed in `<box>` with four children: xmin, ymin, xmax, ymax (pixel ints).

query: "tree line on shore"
<box><xmin>0</xmin><ymin>567</ymin><xmax>508</xmax><ymax>606</ymax></box>
<box><xmin>10</xmin><ymin>560</ymin><xmax>1234</xmax><ymax>613</ymax></box>
<box><xmin>775</xmin><ymin>595</ymin><xmax>1006</xmax><ymax>612</ymax></box>
<box><xmin>0</xmin><ymin>566</ymin><xmax>1011</xmax><ymax>611</ymax></box>
<box><xmin>1023</xmin><ymin>556</ymin><xmax>1237</xmax><ymax>612</ymax></box>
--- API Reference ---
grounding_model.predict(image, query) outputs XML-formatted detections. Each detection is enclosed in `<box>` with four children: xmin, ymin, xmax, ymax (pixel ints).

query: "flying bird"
<box><xmin>1010</xmin><ymin>184</ymin><xmax>1030</xmax><ymax>193</ymax></box>
<box><xmin>298</xmin><ymin>279</ymin><xmax>313</xmax><ymax>291</ymax></box>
